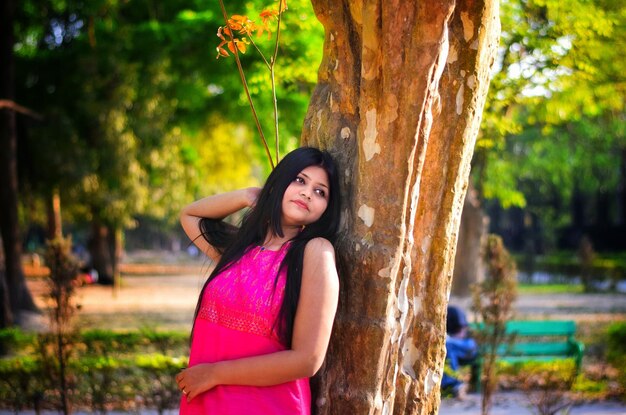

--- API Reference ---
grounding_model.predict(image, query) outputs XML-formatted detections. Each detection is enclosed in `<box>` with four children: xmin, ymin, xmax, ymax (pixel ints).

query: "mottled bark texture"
<box><xmin>301</xmin><ymin>1</ymin><xmax>500</xmax><ymax>413</ymax></box>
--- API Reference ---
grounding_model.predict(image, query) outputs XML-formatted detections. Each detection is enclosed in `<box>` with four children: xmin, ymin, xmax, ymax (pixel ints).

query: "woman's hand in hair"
<box><xmin>180</xmin><ymin>188</ymin><xmax>258</xmax><ymax>262</ymax></box>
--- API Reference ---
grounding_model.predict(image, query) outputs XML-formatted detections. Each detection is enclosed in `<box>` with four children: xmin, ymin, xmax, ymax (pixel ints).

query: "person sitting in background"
<box><xmin>442</xmin><ymin>305</ymin><xmax>478</xmax><ymax>399</ymax></box>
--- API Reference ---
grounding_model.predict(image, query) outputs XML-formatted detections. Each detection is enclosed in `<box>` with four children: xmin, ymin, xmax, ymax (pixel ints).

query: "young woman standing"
<box><xmin>176</xmin><ymin>147</ymin><xmax>341</xmax><ymax>414</ymax></box>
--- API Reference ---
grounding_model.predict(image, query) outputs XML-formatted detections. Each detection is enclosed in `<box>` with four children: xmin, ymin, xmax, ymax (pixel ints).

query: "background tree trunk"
<box><xmin>452</xmin><ymin>183</ymin><xmax>488</xmax><ymax>297</ymax></box>
<box><xmin>0</xmin><ymin>0</ymin><xmax>37</xmax><ymax>327</ymax></box>
<box><xmin>47</xmin><ymin>188</ymin><xmax>63</xmax><ymax>240</ymax></box>
<box><xmin>301</xmin><ymin>0</ymin><xmax>500</xmax><ymax>413</ymax></box>
<box><xmin>89</xmin><ymin>219</ymin><xmax>114</xmax><ymax>284</ymax></box>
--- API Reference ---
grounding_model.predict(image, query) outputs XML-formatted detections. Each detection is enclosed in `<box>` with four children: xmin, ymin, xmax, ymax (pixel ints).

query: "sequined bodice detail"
<box><xmin>198</xmin><ymin>245</ymin><xmax>288</xmax><ymax>341</ymax></box>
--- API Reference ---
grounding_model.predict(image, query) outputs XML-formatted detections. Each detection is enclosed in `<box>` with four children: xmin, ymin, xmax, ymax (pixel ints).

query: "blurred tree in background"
<box><xmin>2</xmin><ymin>0</ymin><xmax>323</xmax><ymax>324</ymax></box>
<box><xmin>454</xmin><ymin>0</ymin><xmax>624</xmax><ymax>295</ymax></box>
<box><xmin>474</xmin><ymin>0</ymin><xmax>625</xmax><ymax>252</ymax></box>
<box><xmin>1</xmin><ymin>0</ymin><xmax>624</xmax><ymax>322</ymax></box>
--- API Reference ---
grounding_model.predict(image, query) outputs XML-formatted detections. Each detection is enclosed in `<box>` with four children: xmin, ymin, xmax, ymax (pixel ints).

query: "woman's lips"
<box><xmin>292</xmin><ymin>200</ymin><xmax>309</xmax><ymax>210</ymax></box>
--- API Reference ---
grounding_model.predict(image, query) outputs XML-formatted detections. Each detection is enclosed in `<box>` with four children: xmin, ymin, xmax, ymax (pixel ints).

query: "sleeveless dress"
<box><xmin>179</xmin><ymin>243</ymin><xmax>311</xmax><ymax>415</ymax></box>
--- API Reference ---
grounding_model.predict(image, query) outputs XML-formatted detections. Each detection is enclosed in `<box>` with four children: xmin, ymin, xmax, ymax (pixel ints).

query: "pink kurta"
<box><xmin>179</xmin><ymin>243</ymin><xmax>310</xmax><ymax>415</ymax></box>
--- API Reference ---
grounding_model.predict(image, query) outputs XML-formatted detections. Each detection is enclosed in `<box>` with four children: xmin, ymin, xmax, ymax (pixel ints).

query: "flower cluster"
<box><xmin>216</xmin><ymin>0</ymin><xmax>287</xmax><ymax>58</ymax></box>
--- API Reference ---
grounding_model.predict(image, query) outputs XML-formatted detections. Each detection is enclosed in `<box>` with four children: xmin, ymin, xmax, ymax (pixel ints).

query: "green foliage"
<box><xmin>81</xmin><ymin>329</ymin><xmax>143</xmax><ymax>356</ymax></box>
<box><xmin>0</xmin><ymin>327</ymin><xmax>189</xmax><ymax>412</ymax></box>
<box><xmin>497</xmin><ymin>359</ymin><xmax>612</xmax><ymax>400</ymax></box>
<box><xmin>606</xmin><ymin>322</ymin><xmax>626</xmax><ymax>365</ymax></box>
<box><xmin>13</xmin><ymin>0</ymin><xmax>323</xmax><ymax>241</ymax></box>
<box><xmin>0</xmin><ymin>327</ymin><xmax>36</xmax><ymax>356</ymax></box>
<box><xmin>0</xmin><ymin>327</ymin><xmax>188</xmax><ymax>357</ymax></box>
<box><xmin>474</xmin><ymin>0</ymin><xmax>625</xmax><ymax>246</ymax></box>
<box><xmin>0</xmin><ymin>356</ymin><xmax>47</xmax><ymax>412</ymax></box>
<box><xmin>603</xmin><ymin>322</ymin><xmax>626</xmax><ymax>400</ymax></box>
<box><xmin>517</xmin><ymin>284</ymin><xmax>583</xmax><ymax>295</ymax></box>
<box><xmin>572</xmin><ymin>374</ymin><xmax>609</xmax><ymax>397</ymax></box>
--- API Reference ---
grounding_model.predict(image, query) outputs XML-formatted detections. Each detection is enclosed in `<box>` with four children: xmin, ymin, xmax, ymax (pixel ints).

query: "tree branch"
<box><xmin>0</xmin><ymin>100</ymin><xmax>44</xmax><ymax>120</ymax></box>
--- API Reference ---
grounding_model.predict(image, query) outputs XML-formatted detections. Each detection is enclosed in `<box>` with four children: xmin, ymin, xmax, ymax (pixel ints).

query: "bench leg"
<box><xmin>470</xmin><ymin>359</ymin><xmax>482</xmax><ymax>393</ymax></box>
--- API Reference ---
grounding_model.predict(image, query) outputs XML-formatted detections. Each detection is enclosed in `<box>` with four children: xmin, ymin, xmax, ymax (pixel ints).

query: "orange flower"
<box><xmin>257</xmin><ymin>9</ymin><xmax>278</xmax><ymax>39</ymax></box>
<box><xmin>228</xmin><ymin>14</ymin><xmax>256</xmax><ymax>36</ymax></box>
<box><xmin>216</xmin><ymin>26</ymin><xmax>249</xmax><ymax>58</ymax></box>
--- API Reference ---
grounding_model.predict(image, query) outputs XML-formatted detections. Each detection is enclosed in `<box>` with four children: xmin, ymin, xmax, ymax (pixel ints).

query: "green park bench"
<box><xmin>469</xmin><ymin>320</ymin><xmax>585</xmax><ymax>392</ymax></box>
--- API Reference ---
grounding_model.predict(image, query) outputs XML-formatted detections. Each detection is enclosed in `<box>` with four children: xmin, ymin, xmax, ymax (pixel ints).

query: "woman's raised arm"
<box><xmin>175</xmin><ymin>237</ymin><xmax>339</xmax><ymax>401</ymax></box>
<box><xmin>180</xmin><ymin>187</ymin><xmax>260</xmax><ymax>263</ymax></box>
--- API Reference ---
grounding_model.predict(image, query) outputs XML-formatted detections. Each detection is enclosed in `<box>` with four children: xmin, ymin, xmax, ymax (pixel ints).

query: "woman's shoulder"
<box><xmin>302</xmin><ymin>238</ymin><xmax>338</xmax><ymax>282</ymax></box>
<box><xmin>303</xmin><ymin>237</ymin><xmax>335</xmax><ymax>258</ymax></box>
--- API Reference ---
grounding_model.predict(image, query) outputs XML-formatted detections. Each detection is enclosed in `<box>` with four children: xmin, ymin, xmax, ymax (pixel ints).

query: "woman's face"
<box><xmin>281</xmin><ymin>165</ymin><xmax>330</xmax><ymax>227</ymax></box>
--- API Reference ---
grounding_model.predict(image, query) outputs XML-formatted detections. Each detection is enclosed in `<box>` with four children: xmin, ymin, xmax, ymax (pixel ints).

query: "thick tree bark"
<box><xmin>452</xmin><ymin>183</ymin><xmax>488</xmax><ymax>297</ymax></box>
<box><xmin>301</xmin><ymin>1</ymin><xmax>500</xmax><ymax>413</ymax></box>
<box><xmin>0</xmin><ymin>0</ymin><xmax>38</xmax><ymax>327</ymax></box>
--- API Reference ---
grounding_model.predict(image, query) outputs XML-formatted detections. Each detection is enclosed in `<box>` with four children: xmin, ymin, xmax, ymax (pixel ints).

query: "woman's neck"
<box><xmin>262</xmin><ymin>226</ymin><xmax>300</xmax><ymax>248</ymax></box>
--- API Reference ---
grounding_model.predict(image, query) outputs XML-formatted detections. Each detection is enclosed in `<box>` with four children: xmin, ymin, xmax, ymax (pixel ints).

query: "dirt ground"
<box><xmin>23</xmin><ymin>273</ymin><xmax>626</xmax><ymax>332</ymax></box>
<box><xmin>23</xmin><ymin>273</ymin><xmax>207</xmax><ymax>332</ymax></box>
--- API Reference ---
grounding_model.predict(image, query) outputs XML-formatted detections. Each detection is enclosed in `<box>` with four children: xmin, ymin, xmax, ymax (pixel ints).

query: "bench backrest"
<box><xmin>498</xmin><ymin>320</ymin><xmax>577</xmax><ymax>357</ymax></box>
<box><xmin>504</xmin><ymin>320</ymin><xmax>576</xmax><ymax>338</ymax></box>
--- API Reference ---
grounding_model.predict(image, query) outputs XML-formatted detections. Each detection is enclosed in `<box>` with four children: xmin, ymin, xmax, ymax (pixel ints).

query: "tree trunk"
<box><xmin>47</xmin><ymin>188</ymin><xmax>63</xmax><ymax>240</ymax></box>
<box><xmin>452</xmin><ymin>183</ymin><xmax>488</xmax><ymax>297</ymax></box>
<box><xmin>618</xmin><ymin>147</ymin><xmax>626</xmax><ymax>226</ymax></box>
<box><xmin>0</xmin><ymin>0</ymin><xmax>37</xmax><ymax>327</ymax></box>
<box><xmin>112</xmin><ymin>226</ymin><xmax>123</xmax><ymax>297</ymax></box>
<box><xmin>89</xmin><ymin>220</ymin><xmax>114</xmax><ymax>284</ymax></box>
<box><xmin>301</xmin><ymin>1</ymin><xmax>500</xmax><ymax>413</ymax></box>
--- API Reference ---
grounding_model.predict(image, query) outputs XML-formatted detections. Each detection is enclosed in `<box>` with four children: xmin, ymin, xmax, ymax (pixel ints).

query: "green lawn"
<box><xmin>518</xmin><ymin>283</ymin><xmax>585</xmax><ymax>294</ymax></box>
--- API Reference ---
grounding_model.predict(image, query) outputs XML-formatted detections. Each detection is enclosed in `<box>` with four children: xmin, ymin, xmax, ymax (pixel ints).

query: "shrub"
<box><xmin>81</xmin><ymin>329</ymin><xmax>143</xmax><ymax>356</ymax></box>
<box><xmin>471</xmin><ymin>234</ymin><xmax>518</xmax><ymax>415</ymax></box>
<box><xmin>606</xmin><ymin>321</ymin><xmax>626</xmax><ymax>399</ymax></box>
<box><xmin>135</xmin><ymin>354</ymin><xmax>188</xmax><ymax>414</ymax></box>
<box><xmin>0</xmin><ymin>328</ymin><xmax>190</xmax><ymax>412</ymax></box>
<box><xmin>0</xmin><ymin>327</ymin><xmax>36</xmax><ymax>356</ymax></box>
<box><xmin>0</xmin><ymin>356</ymin><xmax>47</xmax><ymax>413</ymax></box>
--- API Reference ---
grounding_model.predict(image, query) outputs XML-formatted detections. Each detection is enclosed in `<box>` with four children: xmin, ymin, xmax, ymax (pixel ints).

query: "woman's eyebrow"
<box><xmin>300</xmin><ymin>172</ymin><xmax>329</xmax><ymax>189</ymax></box>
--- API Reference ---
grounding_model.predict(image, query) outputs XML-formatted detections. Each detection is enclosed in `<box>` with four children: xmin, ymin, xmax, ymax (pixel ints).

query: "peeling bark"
<box><xmin>302</xmin><ymin>0</ymin><xmax>500</xmax><ymax>413</ymax></box>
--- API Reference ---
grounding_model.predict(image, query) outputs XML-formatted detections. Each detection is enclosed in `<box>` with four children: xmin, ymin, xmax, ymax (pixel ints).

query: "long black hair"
<box><xmin>192</xmin><ymin>147</ymin><xmax>341</xmax><ymax>346</ymax></box>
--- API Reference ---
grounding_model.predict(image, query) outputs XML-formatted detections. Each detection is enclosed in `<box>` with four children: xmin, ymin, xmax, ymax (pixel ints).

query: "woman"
<box><xmin>176</xmin><ymin>147</ymin><xmax>341</xmax><ymax>414</ymax></box>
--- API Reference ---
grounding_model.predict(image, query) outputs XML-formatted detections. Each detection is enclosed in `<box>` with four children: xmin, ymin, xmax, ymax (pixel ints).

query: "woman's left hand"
<box><xmin>175</xmin><ymin>363</ymin><xmax>216</xmax><ymax>403</ymax></box>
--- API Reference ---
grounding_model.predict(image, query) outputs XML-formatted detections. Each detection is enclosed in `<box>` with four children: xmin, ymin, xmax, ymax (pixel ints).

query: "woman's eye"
<box><xmin>315</xmin><ymin>189</ymin><xmax>326</xmax><ymax>197</ymax></box>
<box><xmin>294</xmin><ymin>176</ymin><xmax>305</xmax><ymax>184</ymax></box>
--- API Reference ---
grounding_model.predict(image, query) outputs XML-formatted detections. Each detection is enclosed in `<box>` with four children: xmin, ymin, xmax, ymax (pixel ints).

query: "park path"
<box><xmin>24</xmin><ymin>274</ymin><xmax>626</xmax><ymax>332</ymax></box>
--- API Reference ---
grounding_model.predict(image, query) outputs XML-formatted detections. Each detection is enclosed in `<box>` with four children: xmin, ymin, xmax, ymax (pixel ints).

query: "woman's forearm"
<box><xmin>212</xmin><ymin>349</ymin><xmax>320</xmax><ymax>386</ymax></box>
<box><xmin>179</xmin><ymin>187</ymin><xmax>259</xmax><ymax>261</ymax></box>
<box><xmin>181</xmin><ymin>188</ymin><xmax>257</xmax><ymax>220</ymax></box>
<box><xmin>178</xmin><ymin>349</ymin><xmax>321</xmax><ymax>401</ymax></box>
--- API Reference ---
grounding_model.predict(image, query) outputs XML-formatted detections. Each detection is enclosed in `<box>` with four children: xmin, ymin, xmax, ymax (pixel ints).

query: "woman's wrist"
<box><xmin>243</xmin><ymin>187</ymin><xmax>261</xmax><ymax>208</ymax></box>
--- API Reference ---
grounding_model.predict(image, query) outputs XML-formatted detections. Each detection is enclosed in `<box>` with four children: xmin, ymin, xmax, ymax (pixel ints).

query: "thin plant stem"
<box><xmin>270</xmin><ymin>8</ymin><xmax>283</xmax><ymax>163</ymax></box>
<box><xmin>247</xmin><ymin>36</ymin><xmax>271</xmax><ymax>69</ymax></box>
<box><xmin>217</xmin><ymin>0</ymin><xmax>274</xmax><ymax>169</ymax></box>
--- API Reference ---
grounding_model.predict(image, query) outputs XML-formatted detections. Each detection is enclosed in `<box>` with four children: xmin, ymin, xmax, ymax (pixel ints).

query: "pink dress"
<box><xmin>179</xmin><ymin>243</ymin><xmax>311</xmax><ymax>415</ymax></box>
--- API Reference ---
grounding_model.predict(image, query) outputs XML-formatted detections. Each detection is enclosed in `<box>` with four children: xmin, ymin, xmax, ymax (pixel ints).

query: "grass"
<box><xmin>518</xmin><ymin>283</ymin><xmax>584</xmax><ymax>294</ymax></box>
